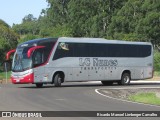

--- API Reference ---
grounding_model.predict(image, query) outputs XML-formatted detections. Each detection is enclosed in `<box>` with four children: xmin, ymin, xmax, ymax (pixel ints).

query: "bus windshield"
<box><xmin>11</xmin><ymin>39</ymin><xmax>57</xmax><ymax>72</ymax></box>
<box><xmin>12</xmin><ymin>47</ymin><xmax>32</xmax><ymax>72</ymax></box>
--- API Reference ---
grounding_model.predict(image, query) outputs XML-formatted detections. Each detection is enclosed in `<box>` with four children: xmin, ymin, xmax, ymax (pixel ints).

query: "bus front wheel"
<box><xmin>54</xmin><ymin>74</ymin><xmax>62</xmax><ymax>87</ymax></box>
<box><xmin>118</xmin><ymin>73</ymin><xmax>130</xmax><ymax>85</ymax></box>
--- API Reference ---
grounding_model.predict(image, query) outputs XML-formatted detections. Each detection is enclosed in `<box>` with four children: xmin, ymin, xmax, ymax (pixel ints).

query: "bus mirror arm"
<box><xmin>6</xmin><ymin>49</ymin><xmax>16</xmax><ymax>60</ymax></box>
<box><xmin>27</xmin><ymin>46</ymin><xmax>45</xmax><ymax>58</ymax></box>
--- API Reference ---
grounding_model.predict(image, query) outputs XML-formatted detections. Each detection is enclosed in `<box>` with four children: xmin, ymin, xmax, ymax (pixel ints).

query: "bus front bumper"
<box><xmin>11</xmin><ymin>73</ymin><xmax>34</xmax><ymax>84</ymax></box>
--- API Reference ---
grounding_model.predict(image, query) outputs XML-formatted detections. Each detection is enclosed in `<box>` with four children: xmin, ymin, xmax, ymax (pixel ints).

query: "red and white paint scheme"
<box><xmin>11</xmin><ymin>69</ymin><xmax>34</xmax><ymax>84</ymax></box>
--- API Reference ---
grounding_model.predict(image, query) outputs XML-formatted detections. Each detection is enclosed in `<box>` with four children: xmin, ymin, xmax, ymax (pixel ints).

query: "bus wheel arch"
<box><xmin>52</xmin><ymin>71</ymin><xmax>65</xmax><ymax>87</ymax></box>
<box><xmin>118</xmin><ymin>70</ymin><xmax>131</xmax><ymax>85</ymax></box>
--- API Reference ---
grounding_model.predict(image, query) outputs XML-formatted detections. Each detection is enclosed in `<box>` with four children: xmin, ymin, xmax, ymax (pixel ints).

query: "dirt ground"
<box><xmin>147</xmin><ymin>76</ymin><xmax>160</xmax><ymax>81</ymax></box>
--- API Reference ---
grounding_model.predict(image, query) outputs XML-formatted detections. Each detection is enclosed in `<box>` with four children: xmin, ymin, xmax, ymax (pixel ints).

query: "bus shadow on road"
<box><xmin>18</xmin><ymin>84</ymin><xmax>104</xmax><ymax>89</ymax></box>
<box><xmin>18</xmin><ymin>82</ymin><xmax>160</xmax><ymax>89</ymax></box>
<box><xmin>130</xmin><ymin>83</ymin><xmax>160</xmax><ymax>86</ymax></box>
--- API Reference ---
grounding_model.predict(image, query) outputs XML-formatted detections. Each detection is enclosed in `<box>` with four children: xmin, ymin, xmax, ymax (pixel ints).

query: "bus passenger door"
<box><xmin>32</xmin><ymin>49</ymin><xmax>45</xmax><ymax>83</ymax></box>
<box><xmin>34</xmin><ymin>66</ymin><xmax>45</xmax><ymax>83</ymax></box>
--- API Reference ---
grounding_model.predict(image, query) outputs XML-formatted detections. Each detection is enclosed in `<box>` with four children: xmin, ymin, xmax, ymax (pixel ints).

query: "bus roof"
<box><xmin>18</xmin><ymin>38</ymin><xmax>58</xmax><ymax>48</ymax></box>
<box><xmin>18</xmin><ymin>37</ymin><xmax>152</xmax><ymax>48</ymax></box>
<box><xmin>58</xmin><ymin>37</ymin><xmax>152</xmax><ymax>45</ymax></box>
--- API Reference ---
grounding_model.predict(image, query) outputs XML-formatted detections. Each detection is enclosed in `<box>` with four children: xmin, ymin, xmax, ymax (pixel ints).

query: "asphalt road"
<box><xmin>0</xmin><ymin>81</ymin><xmax>160</xmax><ymax>120</ymax></box>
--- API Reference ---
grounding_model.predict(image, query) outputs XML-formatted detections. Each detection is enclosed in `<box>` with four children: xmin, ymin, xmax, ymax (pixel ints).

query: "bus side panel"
<box><xmin>45</xmin><ymin>67</ymin><xmax>70</xmax><ymax>82</ymax></box>
<box><xmin>33</xmin><ymin>66</ymin><xmax>45</xmax><ymax>83</ymax></box>
<box><xmin>72</xmin><ymin>67</ymin><xmax>88</xmax><ymax>81</ymax></box>
<box><xmin>88</xmin><ymin>67</ymin><xmax>104</xmax><ymax>81</ymax></box>
<box><xmin>131</xmin><ymin>67</ymin><xmax>144</xmax><ymax>80</ymax></box>
<box><xmin>143</xmin><ymin>55</ymin><xmax>153</xmax><ymax>79</ymax></box>
<box><xmin>143</xmin><ymin>67</ymin><xmax>153</xmax><ymax>79</ymax></box>
<box><xmin>47</xmin><ymin>58</ymin><xmax>74</xmax><ymax>81</ymax></box>
<box><xmin>143</xmin><ymin>56</ymin><xmax>153</xmax><ymax>79</ymax></box>
<box><xmin>104</xmin><ymin>67</ymin><xmax>119</xmax><ymax>80</ymax></box>
<box><xmin>47</xmin><ymin>41</ymin><xmax>153</xmax><ymax>82</ymax></box>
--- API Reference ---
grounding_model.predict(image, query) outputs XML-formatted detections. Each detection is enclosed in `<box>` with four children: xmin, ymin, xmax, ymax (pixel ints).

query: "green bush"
<box><xmin>154</xmin><ymin>51</ymin><xmax>160</xmax><ymax>71</ymax></box>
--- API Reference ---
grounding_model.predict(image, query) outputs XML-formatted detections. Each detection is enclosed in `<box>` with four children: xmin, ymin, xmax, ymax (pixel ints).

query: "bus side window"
<box><xmin>33</xmin><ymin>50</ymin><xmax>44</xmax><ymax>67</ymax></box>
<box><xmin>53</xmin><ymin>42</ymin><xmax>73</xmax><ymax>60</ymax></box>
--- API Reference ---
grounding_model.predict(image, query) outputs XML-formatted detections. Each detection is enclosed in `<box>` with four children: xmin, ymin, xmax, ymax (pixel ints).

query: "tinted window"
<box><xmin>73</xmin><ymin>43</ymin><xmax>89</xmax><ymax>57</ymax></box>
<box><xmin>39</xmin><ymin>41</ymin><xmax>56</xmax><ymax>62</ymax></box>
<box><xmin>53</xmin><ymin>42</ymin><xmax>74</xmax><ymax>60</ymax></box>
<box><xmin>53</xmin><ymin>42</ymin><xmax>151</xmax><ymax>60</ymax></box>
<box><xmin>32</xmin><ymin>49</ymin><xmax>44</xmax><ymax>67</ymax></box>
<box><xmin>88</xmin><ymin>44</ymin><xmax>106</xmax><ymax>57</ymax></box>
<box><xmin>107</xmin><ymin>44</ymin><xmax>151</xmax><ymax>57</ymax></box>
<box><xmin>32</xmin><ymin>41</ymin><xmax>56</xmax><ymax>67</ymax></box>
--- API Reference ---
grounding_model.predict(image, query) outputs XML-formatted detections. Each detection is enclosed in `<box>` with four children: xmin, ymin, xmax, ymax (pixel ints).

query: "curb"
<box><xmin>131</xmin><ymin>81</ymin><xmax>160</xmax><ymax>83</ymax></box>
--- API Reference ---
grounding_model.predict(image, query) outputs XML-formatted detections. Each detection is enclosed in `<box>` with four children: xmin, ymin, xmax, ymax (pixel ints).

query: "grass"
<box><xmin>0</xmin><ymin>71</ymin><xmax>11</xmax><ymax>83</ymax></box>
<box><xmin>128</xmin><ymin>93</ymin><xmax>160</xmax><ymax>105</ymax></box>
<box><xmin>154</xmin><ymin>71</ymin><xmax>160</xmax><ymax>76</ymax></box>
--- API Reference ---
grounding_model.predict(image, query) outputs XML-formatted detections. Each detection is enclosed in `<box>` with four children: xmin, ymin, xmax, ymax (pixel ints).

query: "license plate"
<box><xmin>16</xmin><ymin>79</ymin><xmax>20</xmax><ymax>82</ymax></box>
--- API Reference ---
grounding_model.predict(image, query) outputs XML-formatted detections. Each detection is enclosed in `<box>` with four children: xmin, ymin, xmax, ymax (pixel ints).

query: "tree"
<box><xmin>11</xmin><ymin>0</ymin><xmax>160</xmax><ymax>46</ymax></box>
<box><xmin>107</xmin><ymin>0</ymin><xmax>160</xmax><ymax>46</ymax></box>
<box><xmin>46</xmin><ymin>0</ymin><xmax>127</xmax><ymax>37</ymax></box>
<box><xmin>0</xmin><ymin>19</ymin><xmax>18</xmax><ymax>62</ymax></box>
<box><xmin>22</xmin><ymin>14</ymin><xmax>37</xmax><ymax>23</ymax></box>
<box><xmin>136</xmin><ymin>0</ymin><xmax>160</xmax><ymax>48</ymax></box>
<box><xmin>13</xmin><ymin>14</ymin><xmax>40</xmax><ymax>35</ymax></box>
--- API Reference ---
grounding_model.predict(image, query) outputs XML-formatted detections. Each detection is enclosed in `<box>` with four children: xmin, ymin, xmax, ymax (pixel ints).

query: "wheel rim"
<box><xmin>124</xmin><ymin>76</ymin><xmax>130</xmax><ymax>83</ymax></box>
<box><xmin>58</xmin><ymin>75</ymin><xmax>62</xmax><ymax>85</ymax></box>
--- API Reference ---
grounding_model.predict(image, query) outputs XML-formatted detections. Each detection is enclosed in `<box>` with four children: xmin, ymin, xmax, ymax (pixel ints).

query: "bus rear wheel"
<box><xmin>36</xmin><ymin>83</ymin><xmax>43</xmax><ymax>88</ymax></box>
<box><xmin>118</xmin><ymin>73</ymin><xmax>130</xmax><ymax>85</ymax></box>
<box><xmin>101</xmin><ymin>81</ymin><xmax>113</xmax><ymax>86</ymax></box>
<box><xmin>54</xmin><ymin>73</ymin><xmax>62</xmax><ymax>87</ymax></box>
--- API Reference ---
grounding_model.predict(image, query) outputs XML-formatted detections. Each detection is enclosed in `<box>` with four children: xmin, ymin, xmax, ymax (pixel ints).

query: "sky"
<box><xmin>0</xmin><ymin>0</ymin><xmax>48</xmax><ymax>26</ymax></box>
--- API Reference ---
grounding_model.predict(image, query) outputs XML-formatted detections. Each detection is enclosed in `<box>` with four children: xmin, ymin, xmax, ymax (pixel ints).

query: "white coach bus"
<box><xmin>6</xmin><ymin>37</ymin><xmax>153</xmax><ymax>87</ymax></box>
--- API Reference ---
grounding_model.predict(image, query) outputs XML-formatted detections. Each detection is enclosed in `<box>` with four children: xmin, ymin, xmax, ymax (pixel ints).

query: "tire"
<box><xmin>118</xmin><ymin>73</ymin><xmax>130</xmax><ymax>85</ymax></box>
<box><xmin>54</xmin><ymin>74</ymin><xmax>62</xmax><ymax>87</ymax></box>
<box><xmin>36</xmin><ymin>83</ymin><xmax>43</xmax><ymax>88</ymax></box>
<box><xmin>101</xmin><ymin>81</ymin><xmax>113</xmax><ymax>86</ymax></box>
